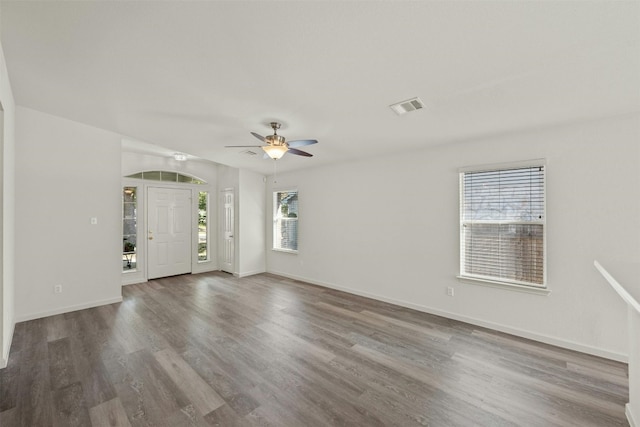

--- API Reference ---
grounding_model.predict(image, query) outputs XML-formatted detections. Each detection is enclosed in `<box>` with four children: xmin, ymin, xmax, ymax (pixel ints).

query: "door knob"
<box><xmin>149</xmin><ymin>236</ymin><xmax>154</xmax><ymax>240</ymax></box>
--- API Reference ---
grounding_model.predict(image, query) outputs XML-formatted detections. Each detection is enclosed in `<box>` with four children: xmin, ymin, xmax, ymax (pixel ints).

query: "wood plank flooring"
<box><xmin>0</xmin><ymin>272</ymin><xmax>630</xmax><ymax>426</ymax></box>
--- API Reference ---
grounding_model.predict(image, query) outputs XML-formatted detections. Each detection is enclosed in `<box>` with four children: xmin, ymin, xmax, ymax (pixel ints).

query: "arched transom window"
<box><xmin>125</xmin><ymin>171</ymin><xmax>207</xmax><ymax>185</ymax></box>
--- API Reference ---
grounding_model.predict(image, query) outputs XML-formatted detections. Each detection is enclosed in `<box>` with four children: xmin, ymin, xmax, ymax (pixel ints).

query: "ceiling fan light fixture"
<box><xmin>262</xmin><ymin>145</ymin><xmax>288</xmax><ymax>160</ymax></box>
<box><xmin>266</xmin><ymin>134</ymin><xmax>286</xmax><ymax>145</ymax></box>
<box><xmin>227</xmin><ymin>121</ymin><xmax>317</xmax><ymax>159</ymax></box>
<box><xmin>173</xmin><ymin>153</ymin><xmax>187</xmax><ymax>161</ymax></box>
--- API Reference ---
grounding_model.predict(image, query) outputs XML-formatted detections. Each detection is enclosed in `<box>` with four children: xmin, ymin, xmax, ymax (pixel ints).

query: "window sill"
<box><xmin>272</xmin><ymin>248</ymin><xmax>298</xmax><ymax>255</ymax></box>
<box><xmin>456</xmin><ymin>275</ymin><xmax>551</xmax><ymax>296</ymax></box>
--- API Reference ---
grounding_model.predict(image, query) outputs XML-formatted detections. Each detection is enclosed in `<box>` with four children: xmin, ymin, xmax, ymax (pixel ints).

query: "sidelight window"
<box><xmin>122</xmin><ymin>186</ymin><xmax>137</xmax><ymax>271</ymax></box>
<box><xmin>198</xmin><ymin>191</ymin><xmax>209</xmax><ymax>261</ymax></box>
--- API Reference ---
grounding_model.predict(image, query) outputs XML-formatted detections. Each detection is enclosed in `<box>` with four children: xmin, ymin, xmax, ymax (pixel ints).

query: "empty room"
<box><xmin>0</xmin><ymin>1</ymin><xmax>639</xmax><ymax>426</ymax></box>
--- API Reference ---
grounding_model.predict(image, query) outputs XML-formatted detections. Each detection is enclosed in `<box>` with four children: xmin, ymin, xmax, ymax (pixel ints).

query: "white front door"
<box><xmin>221</xmin><ymin>189</ymin><xmax>234</xmax><ymax>274</ymax></box>
<box><xmin>148</xmin><ymin>187</ymin><xmax>192</xmax><ymax>279</ymax></box>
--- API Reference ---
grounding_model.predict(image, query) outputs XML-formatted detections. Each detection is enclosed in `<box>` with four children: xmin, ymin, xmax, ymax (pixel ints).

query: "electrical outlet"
<box><xmin>447</xmin><ymin>287</ymin><xmax>454</xmax><ymax>297</ymax></box>
<box><xmin>54</xmin><ymin>285</ymin><xmax>63</xmax><ymax>294</ymax></box>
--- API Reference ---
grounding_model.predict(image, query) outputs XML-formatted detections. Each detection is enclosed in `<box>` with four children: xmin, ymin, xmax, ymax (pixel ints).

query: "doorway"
<box><xmin>147</xmin><ymin>187</ymin><xmax>192</xmax><ymax>279</ymax></box>
<box><xmin>220</xmin><ymin>189</ymin><xmax>234</xmax><ymax>274</ymax></box>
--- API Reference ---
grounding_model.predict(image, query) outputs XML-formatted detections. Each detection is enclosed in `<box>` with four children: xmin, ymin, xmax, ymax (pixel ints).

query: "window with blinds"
<box><xmin>273</xmin><ymin>190</ymin><xmax>298</xmax><ymax>252</ymax></box>
<box><xmin>460</xmin><ymin>163</ymin><xmax>546</xmax><ymax>287</ymax></box>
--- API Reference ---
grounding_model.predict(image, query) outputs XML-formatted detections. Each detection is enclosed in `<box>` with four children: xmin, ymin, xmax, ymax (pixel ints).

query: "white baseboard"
<box><xmin>192</xmin><ymin>263</ymin><xmax>219</xmax><ymax>275</ymax></box>
<box><xmin>237</xmin><ymin>269</ymin><xmax>266</xmax><ymax>278</ymax></box>
<box><xmin>16</xmin><ymin>296</ymin><xmax>123</xmax><ymax>323</ymax></box>
<box><xmin>628</xmin><ymin>404</ymin><xmax>638</xmax><ymax>427</ymax></box>
<box><xmin>122</xmin><ymin>276</ymin><xmax>147</xmax><ymax>286</ymax></box>
<box><xmin>0</xmin><ymin>320</ymin><xmax>16</xmax><ymax>369</ymax></box>
<box><xmin>268</xmin><ymin>270</ymin><xmax>627</xmax><ymax>363</ymax></box>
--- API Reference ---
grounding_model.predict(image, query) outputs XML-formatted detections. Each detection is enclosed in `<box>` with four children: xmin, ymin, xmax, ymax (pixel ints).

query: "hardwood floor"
<box><xmin>0</xmin><ymin>272</ymin><xmax>630</xmax><ymax>426</ymax></box>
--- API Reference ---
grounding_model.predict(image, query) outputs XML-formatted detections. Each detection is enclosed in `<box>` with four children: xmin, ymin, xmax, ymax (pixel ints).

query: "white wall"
<box><xmin>267</xmin><ymin>114</ymin><xmax>640</xmax><ymax>361</ymax></box>
<box><xmin>238</xmin><ymin>169</ymin><xmax>266</xmax><ymax>277</ymax></box>
<box><xmin>15</xmin><ymin>107</ymin><xmax>122</xmax><ymax>321</ymax></box>
<box><xmin>0</xmin><ymin>40</ymin><xmax>16</xmax><ymax>368</ymax></box>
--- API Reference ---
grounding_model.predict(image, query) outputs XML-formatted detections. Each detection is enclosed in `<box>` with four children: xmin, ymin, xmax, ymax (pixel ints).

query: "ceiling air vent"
<box><xmin>389</xmin><ymin>97</ymin><xmax>425</xmax><ymax>115</ymax></box>
<box><xmin>241</xmin><ymin>150</ymin><xmax>258</xmax><ymax>156</ymax></box>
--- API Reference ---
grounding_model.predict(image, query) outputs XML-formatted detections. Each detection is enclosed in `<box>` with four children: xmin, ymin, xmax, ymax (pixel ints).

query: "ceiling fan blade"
<box><xmin>288</xmin><ymin>148</ymin><xmax>313</xmax><ymax>157</ymax></box>
<box><xmin>251</xmin><ymin>132</ymin><xmax>266</xmax><ymax>142</ymax></box>
<box><xmin>224</xmin><ymin>145</ymin><xmax>264</xmax><ymax>148</ymax></box>
<box><xmin>287</xmin><ymin>139</ymin><xmax>318</xmax><ymax>148</ymax></box>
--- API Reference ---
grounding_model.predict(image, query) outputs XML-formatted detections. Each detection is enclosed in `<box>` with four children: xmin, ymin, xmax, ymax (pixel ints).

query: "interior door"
<box><xmin>148</xmin><ymin>187</ymin><xmax>192</xmax><ymax>279</ymax></box>
<box><xmin>221</xmin><ymin>189</ymin><xmax>234</xmax><ymax>274</ymax></box>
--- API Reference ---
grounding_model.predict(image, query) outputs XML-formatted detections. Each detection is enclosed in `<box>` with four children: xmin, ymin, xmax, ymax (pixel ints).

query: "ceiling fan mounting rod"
<box><xmin>267</xmin><ymin>122</ymin><xmax>285</xmax><ymax>146</ymax></box>
<box><xmin>270</xmin><ymin>122</ymin><xmax>281</xmax><ymax>134</ymax></box>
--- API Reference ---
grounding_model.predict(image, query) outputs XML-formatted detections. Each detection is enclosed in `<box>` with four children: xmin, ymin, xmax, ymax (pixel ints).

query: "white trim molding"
<box><xmin>16</xmin><ymin>296</ymin><xmax>123</xmax><ymax>323</ymax></box>
<box><xmin>0</xmin><ymin>321</ymin><xmax>15</xmax><ymax>369</ymax></box>
<box><xmin>268</xmin><ymin>270</ymin><xmax>626</xmax><ymax>363</ymax></box>
<box><xmin>458</xmin><ymin>158</ymin><xmax>547</xmax><ymax>173</ymax></box>
<box><xmin>628</xmin><ymin>404</ymin><xmax>638</xmax><ymax>427</ymax></box>
<box><xmin>237</xmin><ymin>269</ymin><xmax>267</xmax><ymax>278</ymax></box>
<box><xmin>192</xmin><ymin>262</ymin><xmax>219</xmax><ymax>275</ymax></box>
<box><xmin>122</xmin><ymin>278</ymin><xmax>148</xmax><ymax>287</ymax></box>
<box><xmin>457</xmin><ymin>275</ymin><xmax>551</xmax><ymax>296</ymax></box>
<box><xmin>122</xmin><ymin>273</ymin><xmax>147</xmax><ymax>286</ymax></box>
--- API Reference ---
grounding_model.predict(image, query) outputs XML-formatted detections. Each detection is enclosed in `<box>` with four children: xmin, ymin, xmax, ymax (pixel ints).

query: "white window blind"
<box><xmin>274</xmin><ymin>190</ymin><xmax>298</xmax><ymax>252</ymax></box>
<box><xmin>460</xmin><ymin>163</ymin><xmax>545</xmax><ymax>287</ymax></box>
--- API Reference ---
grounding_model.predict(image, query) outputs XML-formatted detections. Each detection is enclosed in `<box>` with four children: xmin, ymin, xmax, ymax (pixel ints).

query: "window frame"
<box><xmin>458</xmin><ymin>159</ymin><xmax>549</xmax><ymax>294</ymax></box>
<box><xmin>122</xmin><ymin>186</ymin><xmax>138</xmax><ymax>273</ymax></box>
<box><xmin>272</xmin><ymin>189</ymin><xmax>299</xmax><ymax>254</ymax></box>
<box><xmin>198</xmin><ymin>190</ymin><xmax>209</xmax><ymax>262</ymax></box>
<box><xmin>125</xmin><ymin>170</ymin><xmax>206</xmax><ymax>184</ymax></box>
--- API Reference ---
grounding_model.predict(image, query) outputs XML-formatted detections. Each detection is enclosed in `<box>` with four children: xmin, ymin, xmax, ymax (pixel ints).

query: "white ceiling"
<box><xmin>2</xmin><ymin>1</ymin><xmax>639</xmax><ymax>175</ymax></box>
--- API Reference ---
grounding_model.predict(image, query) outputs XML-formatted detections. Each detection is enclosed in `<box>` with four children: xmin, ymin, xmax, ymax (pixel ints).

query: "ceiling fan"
<box><xmin>226</xmin><ymin>122</ymin><xmax>318</xmax><ymax>160</ymax></box>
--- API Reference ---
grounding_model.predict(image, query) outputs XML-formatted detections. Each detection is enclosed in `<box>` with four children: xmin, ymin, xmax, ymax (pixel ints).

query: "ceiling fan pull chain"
<box><xmin>273</xmin><ymin>158</ymin><xmax>278</xmax><ymax>184</ymax></box>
